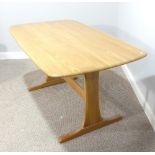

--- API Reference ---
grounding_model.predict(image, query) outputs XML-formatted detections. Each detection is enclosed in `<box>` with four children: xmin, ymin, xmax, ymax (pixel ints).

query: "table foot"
<box><xmin>58</xmin><ymin>114</ymin><xmax>122</xmax><ymax>143</ymax></box>
<box><xmin>28</xmin><ymin>76</ymin><xmax>65</xmax><ymax>91</ymax></box>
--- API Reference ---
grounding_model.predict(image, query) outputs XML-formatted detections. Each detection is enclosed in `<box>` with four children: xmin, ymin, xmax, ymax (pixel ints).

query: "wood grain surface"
<box><xmin>10</xmin><ymin>20</ymin><xmax>147</xmax><ymax>77</ymax></box>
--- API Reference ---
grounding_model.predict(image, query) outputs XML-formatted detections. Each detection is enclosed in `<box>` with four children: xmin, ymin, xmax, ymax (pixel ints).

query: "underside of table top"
<box><xmin>10</xmin><ymin>20</ymin><xmax>147</xmax><ymax>77</ymax></box>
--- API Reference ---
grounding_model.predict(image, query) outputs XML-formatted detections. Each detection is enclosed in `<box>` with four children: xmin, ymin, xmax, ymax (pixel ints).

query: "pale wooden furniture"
<box><xmin>10</xmin><ymin>20</ymin><xmax>147</xmax><ymax>143</ymax></box>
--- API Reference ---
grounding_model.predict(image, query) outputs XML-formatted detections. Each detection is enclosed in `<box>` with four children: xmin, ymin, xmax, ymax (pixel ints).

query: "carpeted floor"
<box><xmin>0</xmin><ymin>59</ymin><xmax>155</xmax><ymax>151</ymax></box>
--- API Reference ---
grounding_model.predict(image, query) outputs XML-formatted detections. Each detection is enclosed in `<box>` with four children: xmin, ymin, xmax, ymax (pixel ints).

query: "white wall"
<box><xmin>116</xmin><ymin>2</ymin><xmax>155</xmax><ymax>123</ymax></box>
<box><xmin>0</xmin><ymin>2</ymin><xmax>119</xmax><ymax>52</ymax></box>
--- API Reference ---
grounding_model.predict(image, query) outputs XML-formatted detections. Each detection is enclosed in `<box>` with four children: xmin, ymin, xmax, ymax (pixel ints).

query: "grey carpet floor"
<box><xmin>0</xmin><ymin>59</ymin><xmax>155</xmax><ymax>152</ymax></box>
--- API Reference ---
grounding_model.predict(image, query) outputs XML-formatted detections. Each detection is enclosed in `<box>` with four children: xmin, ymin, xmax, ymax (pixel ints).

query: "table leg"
<box><xmin>59</xmin><ymin>71</ymin><xmax>122</xmax><ymax>143</ymax></box>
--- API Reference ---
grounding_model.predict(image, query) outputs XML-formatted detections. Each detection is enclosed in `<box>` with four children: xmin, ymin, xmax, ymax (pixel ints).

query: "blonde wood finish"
<box><xmin>63</xmin><ymin>77</ymin><xmax>84</xmax><ymax>98</ymax></box>
<box><xmin>10</xmin><ymin>20</ymin><xmax>147</xmax><ymax>78</ymax></box>
<box><xmin>59</xmin><ymin>115</ymin><xmax>122</xmax><ymax>143</ymax></box>
<box><xmin>10</xmin><ymin>20</ymin><xmax>147</xmax><ymax>143</ymax></box>
<box><xmin>83</xmin><ymin>72</ymin><xmax>102</xmax><ymax>126</ymax></box>
<box><xmin>28</xmin><ymin>76</ymin><xmax>65</xmax><ymax>91</ymax></box>
<box><xmin>59</xmin><ymin>71</ymin><xmax>122</xmax><ymax>143</ymax></box>
<box><xmin>29</xmin><ymin>75</ymin><xmax>78</xmax><ymax>91</ymax></box>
